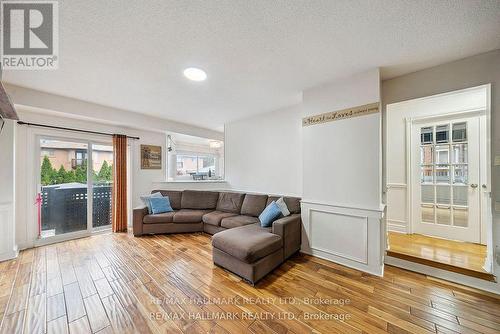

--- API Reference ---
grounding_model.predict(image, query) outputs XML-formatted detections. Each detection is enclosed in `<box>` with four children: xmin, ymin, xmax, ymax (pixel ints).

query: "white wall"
<box><xmin>0</xmin><ymin>120</ymin><xmax>18</xmax><ymax>261</ymax></box>
<box><xmin>385</xmin><ymin>86</ymin><xmax>488</xmax><ymax>235</ymax></box>
<box><xmin>4</xmin><ymin>84</ymin><xmax>223</xmax><ymax>140</ymax></box>
<box><xmin>300</xmin><ymin>69</ymin><xmax>384</xmax><ymax>276</ymax></box>
<box><xmin>225</xmin><ymin>104</ymin><xmax>302</xmax><ymax>196</ymax></box>
<box><xmin>302</xmin><ymin>69</ymin><xmax>382</xmax><ymax>209</ymax></box>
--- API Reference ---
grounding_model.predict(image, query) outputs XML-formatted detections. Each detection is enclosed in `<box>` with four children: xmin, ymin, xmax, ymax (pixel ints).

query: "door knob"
<box><xmin>470</xmin><ymin>184</ymin><xmax>478</xmax><ymax>188</ymax></box>
<box><xmin>482</xmin><ymin>184</ymin><xmax>487</xmax><ymax>189</ymax></box>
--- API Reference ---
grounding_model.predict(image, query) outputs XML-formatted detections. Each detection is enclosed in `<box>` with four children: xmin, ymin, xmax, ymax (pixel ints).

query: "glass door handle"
<box><xmin>470</xmin><ymin>184</ymin><xmax>478</xmax><ymax>188</ymax></box>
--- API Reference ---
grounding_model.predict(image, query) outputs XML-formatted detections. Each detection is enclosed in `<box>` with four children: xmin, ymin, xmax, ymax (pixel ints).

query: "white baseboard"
<box><xmin>0</xmin><ymin>246</ymin><xmax>18</xmax><ymax>262</ymax></box>
<box><xmin>301</xmin><ymin>249</ymin><xmax>384</xmax><ymax>276</ymax></box>
<box><xmin>387</xmin><ymin>223</ymin><xmax>407</xmax><ymax>234</ymax></box>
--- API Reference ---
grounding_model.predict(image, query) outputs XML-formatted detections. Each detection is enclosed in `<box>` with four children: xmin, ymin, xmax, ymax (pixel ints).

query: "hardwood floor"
<box><xmin>387</xmin><ymin>232</ymin><xmax>493</xmax><ymax>281</ymax></box>
<box><xmin>1</xmin><ymin>232</ymin><xmax>499</xmax><ymax>334</ymax></box>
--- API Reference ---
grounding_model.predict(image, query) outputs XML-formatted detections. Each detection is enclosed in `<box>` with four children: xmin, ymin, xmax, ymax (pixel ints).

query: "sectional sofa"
<box><xmin>133</xmin><ymin>190</ymin><xmax>302</xmax><ymax>284</ymax></box>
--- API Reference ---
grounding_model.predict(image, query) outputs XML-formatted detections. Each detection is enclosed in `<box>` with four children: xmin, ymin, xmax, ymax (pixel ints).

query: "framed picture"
<box><xmin>141</xmin><ymin>145</ymin><xmax>162</xmax><ymax>169</ymax></box>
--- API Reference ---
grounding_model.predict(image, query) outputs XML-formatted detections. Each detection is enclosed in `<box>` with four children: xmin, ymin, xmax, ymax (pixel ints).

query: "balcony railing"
<box><xmin>41</xmin><ymin>183</ymin><xmax>112</xmax><ymax>235</ymax></box>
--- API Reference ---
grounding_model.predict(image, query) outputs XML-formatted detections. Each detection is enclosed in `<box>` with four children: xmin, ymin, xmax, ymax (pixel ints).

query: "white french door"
<box><xmin>412</xmin><ymin>116</ymin><xmax>481</xmax><ymax>243</ymax></box>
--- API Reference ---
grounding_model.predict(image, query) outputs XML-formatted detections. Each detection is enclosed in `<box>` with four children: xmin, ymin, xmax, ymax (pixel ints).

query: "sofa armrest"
<box><xmin>133</xmin><ymin>206</ymin><xmax>148</xmax><ymax>236</ymax></box>
<box><xmin>272</xmin><ymin>214</ymin><xmax>301</xmax><ymax>259</ymax></box>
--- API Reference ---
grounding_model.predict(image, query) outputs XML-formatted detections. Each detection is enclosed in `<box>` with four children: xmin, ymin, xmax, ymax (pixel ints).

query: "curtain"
<box><xmin>112</xmin><ymin>134</ymin><xmax>128</xmax><ymax>232</ymax></box>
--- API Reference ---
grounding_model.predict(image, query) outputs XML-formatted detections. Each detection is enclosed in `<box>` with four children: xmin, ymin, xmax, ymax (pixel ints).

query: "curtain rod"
<box><xmin>17</xmin><ymin>121</ymin><xmax>140</xmax><ymax>140</ymax></box>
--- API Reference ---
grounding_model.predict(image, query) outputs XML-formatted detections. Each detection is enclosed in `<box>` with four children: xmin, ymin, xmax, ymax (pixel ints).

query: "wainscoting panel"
<box><xmin>386</xmin><ymin>183</ymin><xmax>408</xmax><ymax>233</ymax></box>
<box><xmin>309</xmin><ymin>209</ymin><xmax>368</xmax><ymax>264</ymax></box>
<box><xmin>0</xmin><ymin>203</ymin><xmax>17</xmax><ymax>262</ymax></box>
<box><xmin>301</xmin><ymin>200</ymin><xmax>384</xmax><ymax>276</ymax></box>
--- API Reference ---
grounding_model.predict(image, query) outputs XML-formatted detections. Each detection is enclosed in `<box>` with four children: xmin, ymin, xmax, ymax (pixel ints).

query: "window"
<box><xmin>73</xmin><ymin>150</ymin><xmax>88</xmax><ymax>169</ymax></box>
<box><xmin>176</xmin><ymin>154</ymin><xmax>218</xmax><ymax>180</ymax></box>
<box><xmin>435</xmin><ymin>124</ymin><xmax>449</xmax><ymax>143</ymax></box>
<box><xmin>41</xmin><ymin>149</ymin><xmax>55</xmax><ymax>157</ymax></box>
<box><xmin>167</xmin><ymin>132</ymin><xmax>224</xmax><ymax>181</ymax></box>
<box><xmin>420</xmin><ymin>127</ymin><xmax>433</xmax><ymax>144</ymax></box>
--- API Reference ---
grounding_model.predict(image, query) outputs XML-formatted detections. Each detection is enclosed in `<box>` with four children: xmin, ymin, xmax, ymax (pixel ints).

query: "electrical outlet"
<box><xmin>495</xmin><ymin>155</ymin><xmax>500</xmax><ymax>166</ymax></box>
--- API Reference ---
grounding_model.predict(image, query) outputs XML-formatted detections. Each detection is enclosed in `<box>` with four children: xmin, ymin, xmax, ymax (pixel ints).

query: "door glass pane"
<box><xmin>420</xmin><ymin>127</ymin><xmax>433</xmax><ymax>144</ymax></box>
<box><xmin>436</xmin><ymin>124</ymin><xmax>449</xmax><ymax>143</ymax></box>
<box><xmin>420</xmin><ymin>146</ymin><xmax>433</xmax><ymax>164</ymax></box>
<box><xmin>421</xmin><ymin>205</ymin><xmax>434</xmax><ymax>223</ymax></box>
<box><xmin>421</xmin><ymin>166</ymin><xmax>433</xmax><ymax>183</ymax></box>
<box><xmin>453</xmin><ymin>186</ymin><xmax>468</xmax><ymax>206</ymax></box>
<box><xmin>436</xmin><ymin>186</ymin><xmax>450</xmax><ymax>204</ymax></box>
<box><xmin>435</xmin><ymin>145</ymin><xmax>449</xmax><ymax>164</ymax></box>
<box><xmin>452</xmin><ymin>122</ymin><xmax>467</xmax><ymax>142</ymax></box>
<box><xmin>40</xmin><ymin>139</ymin><xmax>88</xmax><ymax>238</ymax></box>
<box><xmin>421</xmin><ymin>185</ymin><xmax>434</xmax><ymax>203</ymax></box>
<box><xmin>452</xmin><ymin>144</ymin><xmax>467</xmax><ymax>164</ymax></box>
<box><xmin>453</xmin><ymin>207</ymin><xmax>468</xmax><ymax>227</ymax></box>
<box><xmin>436</xmin><ymin>206</ymin><xmax>451</xmax><ymax>225</ymax></box>
<box><xmin>92</xmin><ymin>144</ymin><xmax>113</xmax><ymax>229</ymax></box>
<box><xmin>453</xmin><ymin>165</ymin><xmax>468</xmax><ymax>184</ymax></box>
<box><xmin>435</xmin><ymin>165</ymin><xmax>450</xmax><ymax>183</ymax></box>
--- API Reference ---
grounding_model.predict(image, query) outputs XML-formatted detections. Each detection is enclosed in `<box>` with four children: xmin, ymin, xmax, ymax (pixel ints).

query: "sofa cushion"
<box><xmin>212</xmin><ymin>224</ymin><xmax>283</xmax><ymax>263</ymax></box>
<box><xmin>173</xmin><ymin>209</ymin><xmax>212</xmax><ymax>223</ymax></box>
<box><xmin>153</xmin><ymin>190</ymin><xmax>182</xmax><ymax>210</ymax></box>
<box><xmin>216</xmin><ymin>192</ymin><xmax>245</xmax><ymax>214</ymax></box>
<box><xmin>221</xmin><ymin>215</ymin><xmax>259</xmax><ymax>229</ymax></box>
<box><xmin>240</xmin><ymin>194</ymin><xmax>268</xmax><ymax>217</ymax></box>
<box><xmin>275</xmin><ymin>197</ymin><xmax>290</xmax><ymax>217</ymax></box>
<box><xmin>267</xmin><ymin>196</ymin><xmax>301</xmax><ymax>214</ymax></box>
<box><xmin>140</xmin><ymin>192</ymin><xmax>162</xmax><ymax>214</ymax></box>
<box><xmin>203</xmin><ymin>211</ymin><xmax>238</xmax><ymax>226</ymax></box>
<box><xmin>181</xmin><ymin>190</ymin><xmax>219</xmax><ymax>210</ymax></box>
<box><xmin>259</xmin><ymin>201</ymin><xmax>282</xmax><ymax>228</ymax></box>
<box><xmin>149</xmin><ymin>197</ymin><xmax>174</xmax><ymax>214</ymax></box>
<box><xmin>143</xmin><ymin>212</ymin><xmax>176</xmax><ymax>224</ymax></box>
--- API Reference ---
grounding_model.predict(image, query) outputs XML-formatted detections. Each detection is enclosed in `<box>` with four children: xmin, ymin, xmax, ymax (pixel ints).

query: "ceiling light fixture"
<box><xmin>183</xmin><ymin>67</ymin><xmax>207</xmax><ymax>81</ymax></box>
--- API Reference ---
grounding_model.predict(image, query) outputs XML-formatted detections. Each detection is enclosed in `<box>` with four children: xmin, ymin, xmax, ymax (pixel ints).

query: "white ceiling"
<box><xmin>3</xmin><ymin>1</ymin><xmax>500</xmax><ymax>131</ymax></box>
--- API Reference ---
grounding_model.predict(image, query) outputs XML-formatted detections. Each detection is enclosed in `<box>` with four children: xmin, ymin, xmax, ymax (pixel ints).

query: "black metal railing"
<box><xmin>41</xmin><ymin>184</ymin><xmax>112</xmax><ymax>235</ymax></box>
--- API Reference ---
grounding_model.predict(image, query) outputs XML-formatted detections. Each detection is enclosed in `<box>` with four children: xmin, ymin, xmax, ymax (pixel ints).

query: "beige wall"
<box><xmin>382</xmin><ymin>49</ymin><xmax>500</xmax><ymax>288</ymax></box>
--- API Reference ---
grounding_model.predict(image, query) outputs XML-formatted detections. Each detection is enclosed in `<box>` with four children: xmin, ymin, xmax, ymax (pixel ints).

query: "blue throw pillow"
<box><xmin>149</xmin><ymin>196</ymin><xmax>173</xmax><ymax>215</ymax></box>
<box><xmin>140</xmin><ymin>192</ymin><xmax>162</xmax><ymax>214</ymax></box>
<box><xmin>259</xmin><ymin>201</ymin><xmax>282</xmax><ymax>227</ymax></box>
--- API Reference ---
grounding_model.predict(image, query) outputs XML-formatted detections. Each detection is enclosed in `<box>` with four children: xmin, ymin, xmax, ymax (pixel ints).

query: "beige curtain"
<box><xmin>112</xmin><ymin>135</ymin><xmax>128</xmax><ymax>232</ymax></box>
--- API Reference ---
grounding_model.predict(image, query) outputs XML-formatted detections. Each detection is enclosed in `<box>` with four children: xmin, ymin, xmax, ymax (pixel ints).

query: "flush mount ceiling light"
<box><xmin>183</xmin><ymin>67</ymin><xmax>207</xmax><ymax>81</ymax></box>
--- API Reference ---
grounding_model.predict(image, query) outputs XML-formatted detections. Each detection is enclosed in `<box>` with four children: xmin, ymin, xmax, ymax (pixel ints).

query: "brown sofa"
<box><xmin>133</xmin><ymin>190</ymin><xmax>301</xmax><ymax>284</ymax></box>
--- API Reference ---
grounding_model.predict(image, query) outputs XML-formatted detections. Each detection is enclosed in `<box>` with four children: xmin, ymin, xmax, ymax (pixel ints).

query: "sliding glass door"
<box><xmin>91</xmin><ymin>143</ymin><xmax>113</xmax><ymax>230</ymax></box>
<box><xmin>38</xmin><ymin>137</ymin><xmax>113</xmax><ymax>240</ymax></box>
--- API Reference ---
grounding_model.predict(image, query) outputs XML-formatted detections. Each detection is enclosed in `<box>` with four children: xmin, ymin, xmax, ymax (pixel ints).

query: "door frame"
<box><xmin>29</xmin><ymin>127</ymin><xmax>114</xmax><ymax>247</ymax></box>
<box><xmin>406</xmin><ymin>106</ymin><xmax>490</xmax><ymax>244</ymax></box>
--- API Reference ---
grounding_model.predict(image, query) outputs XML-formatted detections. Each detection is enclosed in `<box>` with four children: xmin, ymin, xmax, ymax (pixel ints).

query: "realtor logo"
<box><xmin>1</xmin><ymin>0</ymin><xmax>58</xmax><ymax>70</ymax></box>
